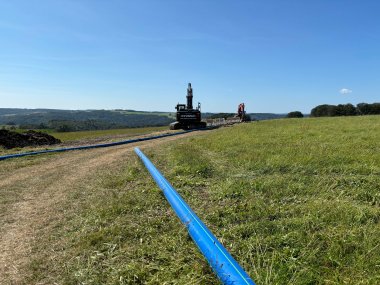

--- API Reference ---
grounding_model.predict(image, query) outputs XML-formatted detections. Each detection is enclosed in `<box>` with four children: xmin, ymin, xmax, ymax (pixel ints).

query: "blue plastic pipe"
<box><xmin>0</xmin><ymin>130</ymin><xmax>194</xmax><ymax>161</ymax></box>
<box><xmin>134</xmin><ymin>147</ymin><xmax>255</xmax><ymax>285</ymax></box>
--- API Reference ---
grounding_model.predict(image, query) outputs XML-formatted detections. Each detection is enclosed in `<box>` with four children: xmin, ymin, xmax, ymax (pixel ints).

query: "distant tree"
<box><xmin>335</xmin><ymin>104</ymin><xmax>356</xmax><ymax>116</ymax></box>
<box><xmin>373</xmin><ymin>103</ymin><xmax>380</xmax><ymax>114</ymax></box>
<box><xmin>37</xmin><ymin>123</ymin><xmax>48</xmax><ymax>129</ymax></box>
<box><xmin>287</xmin><ymin>111</ymin><xmax>304</xmax><ymax>118</ymax></box>
<box><xmin>311</xmin><ymin>102</ymin><xmax>380</xmax><ymax>117</ymax></box>
<box><xmin>335</xmin><ymin>104</ymin><xmax>345</xmax><ymax>116</ymax></box>
<box><xmin>57</xmin><ymin>124</ymin><xmax>73</xmax><ymax>132</ymax></box>
<box><xmin>342</xmin><ymin>104</ymin><xmax>357</xmax><ymax>116</ymax></box>
<box><xmin>357</xmin><ymin>103</ymin><xmax>370</xmax><ymax>115</ymax></box>
<box><xmin>310</xmin><ymin>104</ymin><xmax>338</xmax><ymax>117</ymax></box>
<box><xmin>357</xmin><ymin>103</ymin><xmax>380</xmax><ymax>115</ymax></box>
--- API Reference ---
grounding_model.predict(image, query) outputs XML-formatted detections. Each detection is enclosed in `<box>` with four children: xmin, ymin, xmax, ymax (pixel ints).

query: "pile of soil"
<box><xmin>0</xmin><ymin>130</ymin><xmax>61</xmax><ymax>149</ymax></box>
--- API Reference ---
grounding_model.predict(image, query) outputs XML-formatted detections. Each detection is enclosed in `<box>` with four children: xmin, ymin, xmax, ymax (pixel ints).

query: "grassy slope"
<box><xmin>26</xmin><ymin>116</ymin><xmax>380</xmax><ymax>284</ymax></box>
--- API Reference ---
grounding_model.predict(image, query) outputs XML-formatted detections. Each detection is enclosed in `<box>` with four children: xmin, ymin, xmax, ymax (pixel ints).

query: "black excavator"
<box><xmin>170</xmin><ymin>83</ymin><xmax>207</xmax><ymax>130</ymax></box>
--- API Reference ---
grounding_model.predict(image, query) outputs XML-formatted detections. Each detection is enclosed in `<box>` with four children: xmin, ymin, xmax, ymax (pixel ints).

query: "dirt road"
<box><xmin>0</xmin><ymin>131</ymin><xmax>204</xmax><ymax>284</ymax></box>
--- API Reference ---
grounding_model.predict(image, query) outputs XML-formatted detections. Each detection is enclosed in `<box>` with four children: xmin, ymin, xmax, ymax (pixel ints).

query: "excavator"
<box><xmin>170</xmin><ymin>83</ymin><xmax>207</xmax><ymax>130</ymax></box>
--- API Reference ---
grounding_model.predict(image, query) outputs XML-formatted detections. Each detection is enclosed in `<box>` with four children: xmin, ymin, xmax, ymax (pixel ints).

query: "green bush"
<box><xmin>287</xmin><ymin>111</ymin><xmax>304</xmax><ymax>118</ymax></box>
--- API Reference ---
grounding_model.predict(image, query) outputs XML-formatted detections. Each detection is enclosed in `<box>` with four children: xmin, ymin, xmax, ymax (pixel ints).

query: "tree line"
<box><xmin>311</xmin><ymin>103</ymin><xmax>380</xmax><ymax>117</ymax></box>
<box><xmin>0</xmin><ymin>110</ymin><xmax>174</xmax><ymax>132</ymax></box>
<box><xmin>19</xmin><ymin>116</ymin><xmax>174</xmax><ymax>132</ymax></box>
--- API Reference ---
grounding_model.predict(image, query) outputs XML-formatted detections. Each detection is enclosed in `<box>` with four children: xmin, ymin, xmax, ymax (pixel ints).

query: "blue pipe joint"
<box><xmin>134</xmin><ymin>147</ymin><xmax>255</xmax><ymax>285</ymax></box>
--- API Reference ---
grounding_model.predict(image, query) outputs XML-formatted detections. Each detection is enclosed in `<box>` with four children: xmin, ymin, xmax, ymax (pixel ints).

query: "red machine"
<box><xmin>237</xmin><ymin>103</ymin><xmax>247</xmax><ymax>121</ymax></box>
<box><xmin>237</xmin><ymin>103</ymin><xmax>245</xmax><ymax>118</ymax></box>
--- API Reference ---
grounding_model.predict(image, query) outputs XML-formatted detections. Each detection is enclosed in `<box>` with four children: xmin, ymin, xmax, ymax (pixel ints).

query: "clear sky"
<box><xmin>0</xmin><ymin>0</ymin><xmax>379</xmax><ymax>113</ymax></box>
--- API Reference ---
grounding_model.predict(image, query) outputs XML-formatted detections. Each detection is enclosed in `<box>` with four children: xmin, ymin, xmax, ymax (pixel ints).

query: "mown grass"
<box><xmin>26</xmin><ymin>116</ymin><xmax>380</xmax><ymax>284</ymax></box>
<box><xmin>47</xmin><ymin>126</ymin><xmax>168</xmax><ymax>142</ymax></box>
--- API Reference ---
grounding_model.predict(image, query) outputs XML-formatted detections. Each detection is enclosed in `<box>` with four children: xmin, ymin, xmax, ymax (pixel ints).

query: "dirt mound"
<box><xmin>0</xmin><ymin>130</ymin><xmax>61</xmax><ymax>149</ymax></box>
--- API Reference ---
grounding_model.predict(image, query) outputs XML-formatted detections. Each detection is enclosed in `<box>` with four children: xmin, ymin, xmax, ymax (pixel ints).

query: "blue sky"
<box><xmin>0</xmin><ymin>0</ymin><xmax>379</xmax><ymax>113</ymax></box>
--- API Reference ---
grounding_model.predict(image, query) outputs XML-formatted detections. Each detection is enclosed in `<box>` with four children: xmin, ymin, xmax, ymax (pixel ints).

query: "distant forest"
<box><xmin>0</xmin><ymin>109</ymin><xmax>175</xmax><ymax>131</ymax></box>
<box><xmin>311</xmin><ymin>103</ymin><xmax>380</xmax><ymax>117</ymax></box>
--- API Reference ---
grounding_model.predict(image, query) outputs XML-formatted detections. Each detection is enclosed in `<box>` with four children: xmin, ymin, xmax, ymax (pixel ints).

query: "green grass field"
<box><xmin>47</xmin><ymin>126</ymin><xmax>168</xmax><ymax>142</ymax></box>
<box><xmin>12</xmin><ymin>116</ymin><xmax>380</xmax><ymax>284</ymax></box>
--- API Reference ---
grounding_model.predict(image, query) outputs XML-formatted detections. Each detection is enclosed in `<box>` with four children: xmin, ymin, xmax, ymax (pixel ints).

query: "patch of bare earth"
<box><xmin>0</xmin><ymin>130</ymin><xmax>206</xmax><ymax>285</ymax></box>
